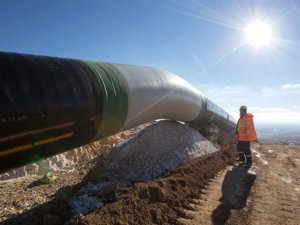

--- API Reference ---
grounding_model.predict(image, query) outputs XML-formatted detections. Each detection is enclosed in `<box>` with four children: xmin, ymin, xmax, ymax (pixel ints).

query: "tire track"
<box><xmin>246</xmin><ymin>143</ymin><xmax>300</xmax><ymax>225</ymax></box>
<box><xmin>179</xmin><ymin>164</ymin><xmax>256</xmax><ymax>225</ymax></box>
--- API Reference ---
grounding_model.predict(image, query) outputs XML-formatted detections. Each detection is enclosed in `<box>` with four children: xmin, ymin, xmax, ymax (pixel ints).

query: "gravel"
<box><xmin>69</xmin><ymin>120</ymin><xmax>219</xmax><ymax>217</ymax></box>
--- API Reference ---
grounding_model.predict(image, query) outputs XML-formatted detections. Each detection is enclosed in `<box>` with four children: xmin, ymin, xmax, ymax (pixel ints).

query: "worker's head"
<box><xmin>239</xmin><ymin>105</ymin><xmax>247</xmax><ymax>116</ymax></box>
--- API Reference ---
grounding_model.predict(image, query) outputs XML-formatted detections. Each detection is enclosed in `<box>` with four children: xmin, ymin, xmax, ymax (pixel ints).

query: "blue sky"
<box><xmin>1</xmin><ymin>0</ymin><xmax>300</xmax><ymax>125</ymax></box>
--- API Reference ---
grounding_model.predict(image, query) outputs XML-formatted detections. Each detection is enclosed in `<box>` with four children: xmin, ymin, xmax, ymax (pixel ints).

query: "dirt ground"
<box><xmin>1</xmin><ymin>142</ymin><xmax>299</xmax><ymax>225</ymax></box>
<box><xmin>179</xmin><ymin>142</ymin><xmax>300</xmax><ymax>225</ymax></box>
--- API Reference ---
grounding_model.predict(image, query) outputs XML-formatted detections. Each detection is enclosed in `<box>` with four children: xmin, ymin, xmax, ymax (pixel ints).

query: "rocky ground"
<box><xmin>0</xmin><ymin>121</ymin><xmax>299</xmax><ymax>225</ymax></box>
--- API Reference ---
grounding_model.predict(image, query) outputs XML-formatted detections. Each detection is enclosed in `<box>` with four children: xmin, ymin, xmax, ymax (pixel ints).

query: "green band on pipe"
<box><xmin>81</xmin><ymin>61</ymin><xmax>128</xmax><ymax>138</ymax></box>
<box><xmin>190</xmin><ymin>95</ymin><xmax>207</xmax><ymax>125</ymax></box>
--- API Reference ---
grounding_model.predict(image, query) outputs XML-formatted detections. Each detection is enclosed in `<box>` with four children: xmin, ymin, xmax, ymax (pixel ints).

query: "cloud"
<box><xmin>259</xmin><ymin>86</ymin><xmax>276</xmax><ymax>94</ymax></box>
<box><xmin>228</xmin><ymin>106</ymin><xmax>300</xmax><ymax>125</ymax></box>
<box><xmin>197</xmin><ymin>84</ymin><xmax>300</xmax><ymax>125</ymax></box>
<box><xmin>249</xmin><ymin>107</ymin><xmax>289</xmax><ymax>112</ymax></box>
<box><xmin>281</xmin><ymin>83</ymin><xmax>300</xmax><ymax>90</ymax></box>
<box><xmin>199</xmin><ymin>85</ymin><xmax>279</xmax><ymax>98</ymax></box>
<box><xmin>198</xmin><ymin>85</ymin><xmax>244</xmax><ymax>96</ymax></box>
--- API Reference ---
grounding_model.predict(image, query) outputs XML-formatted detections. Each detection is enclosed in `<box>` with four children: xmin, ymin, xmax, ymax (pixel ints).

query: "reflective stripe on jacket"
<box><xmin>236</xmin><ymin>113</ymin><xmax>257</xmax><ymax>141</ymax></box>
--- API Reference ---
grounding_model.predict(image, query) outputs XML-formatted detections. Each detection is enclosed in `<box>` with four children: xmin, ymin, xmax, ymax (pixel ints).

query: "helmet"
<box><xmin>240</xmin><ymin>105</ymin><xmax>247</xmax><ymax>111</ymax></box>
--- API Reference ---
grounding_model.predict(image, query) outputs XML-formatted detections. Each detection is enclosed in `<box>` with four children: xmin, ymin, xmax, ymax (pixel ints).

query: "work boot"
<box><xmin>245</xmin><ymin>155</ymin><xmax>252</xmax><ymax>167</ymax></box>
<box><xmin>238</xmin><ymin>152</ymin><xmax>246</xmax><ymax>162</ymax></box>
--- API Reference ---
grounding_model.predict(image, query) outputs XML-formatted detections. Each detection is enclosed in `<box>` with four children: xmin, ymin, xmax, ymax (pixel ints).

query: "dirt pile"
<box><xmin>84</xmin><ymin>121</ymin><xmax>218</xmax><ymax>184</ymax></box>
<box><xmin>70</xmin><ymin>151</ymin><xmax>231</xmax><ymax>225</ymax></box>
<box><xmin>68</xmin><ymin>121</ymin><xmax>219</xmax><ymax>217</ymax></box>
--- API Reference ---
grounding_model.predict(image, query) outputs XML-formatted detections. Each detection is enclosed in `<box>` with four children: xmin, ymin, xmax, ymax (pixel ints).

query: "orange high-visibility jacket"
<box><xmin>236</xmin><ymin>113</ymin><xmax>257</xmax><ymax>141</ymax></box>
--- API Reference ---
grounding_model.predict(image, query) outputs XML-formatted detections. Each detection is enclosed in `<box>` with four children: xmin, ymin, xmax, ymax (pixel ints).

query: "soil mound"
<box><xmin>71</xmin><ymin>152</ymin><xmax>230</xmax><ymax>225</ymax></box>
<box><xmin>68</xmin><ymin>121</ymin><xmax>219</xmax><ymax>216</ymax></box>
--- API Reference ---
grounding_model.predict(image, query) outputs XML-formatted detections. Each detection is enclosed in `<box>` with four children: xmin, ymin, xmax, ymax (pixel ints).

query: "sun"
<box><xmin>245</xmin><ymin>20</ymin><xmax>272</xmax><ymax>49</ymax></box>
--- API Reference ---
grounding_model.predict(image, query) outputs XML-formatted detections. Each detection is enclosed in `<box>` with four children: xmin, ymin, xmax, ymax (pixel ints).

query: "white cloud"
<box><xmin>250</xmin><ymin>107</ymin><xmax>289</xmax><ymax>112</ymax></box>
<box><xmin>292</xmin><ymin>106</ymin><xmax>300</xmax><ymax>110</ymax></box>
<box><xmin>281</xmin><ymin>83</ymin><xmax>300</xmax><ymax>90</ymax></box>
<box><xmin>197</xmin><ymin>84</ymin><xmax>300</xmax><ymax>125</ymax></box>
<box><xmin>227</xmin><ymin>106</ymin><xmax>300</xmax><ymax>125</ymax></box>
<box><xmin>198</xmin><ymin>84</ymin><xmax>244</xmax><ymax>96</ymax></box>
<box><xmin>199</xmin><ymin>85</ymin><xmax>279</xmax><ymax>98</ymax></box>
<box><xmin>260</xmin><ymin>86</ymin><xmax>276</xmax><ymax>94</ymax></box>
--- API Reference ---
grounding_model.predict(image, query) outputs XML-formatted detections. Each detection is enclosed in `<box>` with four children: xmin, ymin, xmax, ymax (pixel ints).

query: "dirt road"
<box><xmin>181</xmin><ymin>142</ymin><xmax>300</xmax><ymax>225</ymax></box>
<box><xmin>246</xmin><ymin>143</ymin><xmax>300</xmax><ymax>225</ymax></box>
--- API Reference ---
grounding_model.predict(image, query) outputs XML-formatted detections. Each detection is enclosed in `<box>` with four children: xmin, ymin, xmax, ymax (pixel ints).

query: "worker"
<box><xmin>235</xmin><ymin>105</ymin><xmax>257</xmax><ymax>167</ymax></box>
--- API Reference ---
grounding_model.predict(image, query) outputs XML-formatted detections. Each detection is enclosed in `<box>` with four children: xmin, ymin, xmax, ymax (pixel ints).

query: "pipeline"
<box><xmin>0</xmin><ymin>51</ymin><xmax>236</xmax><ymax>173</ymax></box>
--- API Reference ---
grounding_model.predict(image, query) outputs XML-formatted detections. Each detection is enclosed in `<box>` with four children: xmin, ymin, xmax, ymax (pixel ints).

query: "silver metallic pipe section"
<box><xmin>110</xmin><ymin>64</ymin><xmax>205</xmax><ymax>130</ymax></box>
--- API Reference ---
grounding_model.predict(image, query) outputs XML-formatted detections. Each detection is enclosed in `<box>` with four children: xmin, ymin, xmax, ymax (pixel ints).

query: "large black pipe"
<box><xmin>0</xmin><ymin>51</ymin><xmax>235</xmax><ymax>173</ymax></box>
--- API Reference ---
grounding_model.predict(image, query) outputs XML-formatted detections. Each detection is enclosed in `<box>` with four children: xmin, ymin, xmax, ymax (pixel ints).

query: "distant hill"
<box><xmin>256</xmin><ymin>124</ymin><xmax>300</xmax><ymax>145</ymax></box>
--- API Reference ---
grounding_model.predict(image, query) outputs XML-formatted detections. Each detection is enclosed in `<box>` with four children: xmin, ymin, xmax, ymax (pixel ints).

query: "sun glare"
<box><xmin>245</xmin><ymin>20</ymin><xmax>272</xmax><ymax>49</ymax></box>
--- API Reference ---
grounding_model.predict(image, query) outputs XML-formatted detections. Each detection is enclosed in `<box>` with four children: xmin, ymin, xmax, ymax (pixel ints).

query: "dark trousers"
<box><xmin>237</xmin><ymin>141</ymin><xmax>252</xmax><ymax>165</ymax></box>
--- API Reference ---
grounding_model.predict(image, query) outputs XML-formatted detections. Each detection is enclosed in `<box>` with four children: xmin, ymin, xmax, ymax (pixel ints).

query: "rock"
<box><xmin>139</xmin><ymin>188</ymin><xmax>150</xmax><ymax>199</ymax></box>
<box><xmin>148</xmin><ymin>186</ymin><xmax>166</xmax><ymax>203</ymax></box>
<box><xmin>15</xmin><ymin>167</ymin><xmax>27</xmax><ymax>177</ymax></box>
<box><xmin>26</xmin><ymin>163</ymin><xmax>39</xmax><ymax>174</ymax></box>
<box><xmin>39</xmin><ymin>172</ymin><xmax>57</xmax><ymax>184</ymax></box>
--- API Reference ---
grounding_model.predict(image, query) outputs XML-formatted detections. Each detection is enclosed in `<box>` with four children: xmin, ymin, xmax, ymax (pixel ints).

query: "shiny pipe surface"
<box><xmin>0</xmin><ymin>51</ymin><xmax>235</xmax><ymax>173</ymax></box>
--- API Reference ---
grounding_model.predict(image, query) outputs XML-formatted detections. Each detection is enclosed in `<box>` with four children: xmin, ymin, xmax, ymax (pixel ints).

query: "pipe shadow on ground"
<box><xmin>211</xmin><ymin>166</ymin><xmax>256</xmax><ymax>225</ymax></box>
<box><xmin>0</xmin><ymin>184</ymin><xmax>76</xmax><ymax>225</ymax></box>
